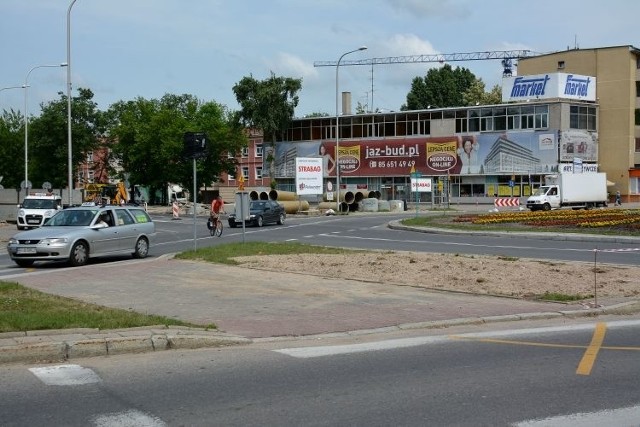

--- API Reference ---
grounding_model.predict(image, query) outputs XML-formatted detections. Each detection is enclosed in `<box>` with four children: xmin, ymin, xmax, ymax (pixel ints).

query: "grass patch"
<box><xmin>175</xmin><ymin>241</ymin><xmax>363</xmax><ymax>265</ymax></box>
<box><xmin>537</xmin><ymin>291</ymin><xmax>593</xmax><ymax>302</ymax></box>
<box><xmin>0</xmin><ymin>282</ymin><xmax>204</xmax><ymax>333</ymax></box>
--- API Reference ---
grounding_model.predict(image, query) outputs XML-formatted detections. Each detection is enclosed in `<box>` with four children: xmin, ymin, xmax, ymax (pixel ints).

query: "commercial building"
<box><xmin>518</xmin><ymin>45</ymin><xmax>640</xmax><ymax>202</ymax></box>
<box><xmin>265</xmin><ymin>45</ymin><xmax>639</xmax><ymax>205</ymax></box>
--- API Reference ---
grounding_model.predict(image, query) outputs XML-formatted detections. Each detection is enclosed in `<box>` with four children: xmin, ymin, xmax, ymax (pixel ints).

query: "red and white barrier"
<box><xmin>172</xmin><ymin>201</ymin><xmax>181</xmax><ymax>220</ymax></box>
<box><xmin>494</xmin><ymin>198</ymin><xmax>520</xmax><ymax>207</ymax></box>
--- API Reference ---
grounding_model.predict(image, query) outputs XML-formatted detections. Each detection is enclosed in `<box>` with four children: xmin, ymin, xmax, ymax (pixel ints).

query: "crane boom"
<box><xmin>313</xmin><ymin>49</ymin><xmax>535</xmax><ymax>67</ymax></box>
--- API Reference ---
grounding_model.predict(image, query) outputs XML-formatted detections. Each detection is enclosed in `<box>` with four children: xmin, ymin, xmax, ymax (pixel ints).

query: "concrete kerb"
<box><xmin>0</xmin><ymin>326</ymin><xmax>251</xmax><ymax>364</ymax></box>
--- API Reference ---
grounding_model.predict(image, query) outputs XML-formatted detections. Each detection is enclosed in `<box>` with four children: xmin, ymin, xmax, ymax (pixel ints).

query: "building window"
<box><xmin>241</xmin><ymin>147</ymin><xmax>249</xmax><ymax>157</ymax></box>
<box><xmin>255</xmin><ymin>143</ymin><xmax>263</xmax><ymax>157</ymax></box>
<box><xmin>255</xmin><ymin>166</ymin><xmax>263</xmax><ymax>179</ymax></box>
<box><xmin>635</xmin><ymin>138</ymin><xmax>640</xmax><ymax>153</ymax></box>
<box><xmin>86</xmin><ymin>151</ymin><xmax>93</xmax><ymax>162</ymax></box>
<box><xmin>242</xmin><ymin>167</ymin><xmax>249</xmax><ymax>180</ymax></box>
<box><xmin>636</xmin><ymin>81</ymin><xmax>640</xmax><ymax>97</ymax></box>
<box><xmin>557</xmin><ymin>61</ymin><xmax>565</xmax><ymax>70</ymax></box>
<box><xmin>570</xmin><ymin>105</ymin><xmax>597</xmax><ymax>130</ymax></box>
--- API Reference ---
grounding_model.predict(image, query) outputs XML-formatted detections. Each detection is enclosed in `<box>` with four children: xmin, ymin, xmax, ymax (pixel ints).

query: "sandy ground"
<box><xmin>232</xmin><ymin>252</ymin><xmax>640</xmax><ymax>300</ymax></box>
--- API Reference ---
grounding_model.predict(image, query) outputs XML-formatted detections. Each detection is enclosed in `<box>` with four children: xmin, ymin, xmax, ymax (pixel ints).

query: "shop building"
<box><xmin>267</xmin><ymin>74</ymin><xmax>600</xmax><ymax>205</ymax></box>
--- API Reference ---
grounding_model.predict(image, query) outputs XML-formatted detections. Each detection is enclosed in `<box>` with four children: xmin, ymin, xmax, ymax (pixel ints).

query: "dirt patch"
<box><xmin>232</xmin><ymin>252</ymin><xmax>640</xmax><ymax>300</ymax></box>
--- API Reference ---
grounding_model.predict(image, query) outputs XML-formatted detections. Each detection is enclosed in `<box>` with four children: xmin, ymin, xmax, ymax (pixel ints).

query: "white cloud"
<box><xmin>267</xmin><ymin>53</ymin><xmax>319</xmax><ymax>81</ymax></box>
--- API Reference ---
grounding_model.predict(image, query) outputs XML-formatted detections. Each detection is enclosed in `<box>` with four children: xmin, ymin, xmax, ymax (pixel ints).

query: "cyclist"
<box><xmin>210</xmin><ymin>195</ymin><xmax>225</xmax><ymax>230</ymax></box>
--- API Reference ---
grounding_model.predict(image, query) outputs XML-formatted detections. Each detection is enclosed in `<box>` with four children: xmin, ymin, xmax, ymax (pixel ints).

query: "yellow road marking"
<box><xmin>576</xmin><ymin>322</ymin><xmax>607</xmax><ymax>376</ymax></box>
<box><xmin>449</xmin><ymin>335</ymin><xmax>640</xmax><ymax>352</ymax></box>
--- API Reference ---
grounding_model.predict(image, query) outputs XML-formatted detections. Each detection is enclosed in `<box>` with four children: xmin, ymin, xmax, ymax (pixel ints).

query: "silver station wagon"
<box><xmin>7</xmin><ymin>204</ymin><xmax>155</xmax><ymax>267</ymax></box>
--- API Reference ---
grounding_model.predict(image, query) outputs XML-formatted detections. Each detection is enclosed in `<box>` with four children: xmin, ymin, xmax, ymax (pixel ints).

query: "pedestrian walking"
<box><xmin>615</xmin><ymin>191</ymin><xmax>622</xmax><ymax>206</ymax></box>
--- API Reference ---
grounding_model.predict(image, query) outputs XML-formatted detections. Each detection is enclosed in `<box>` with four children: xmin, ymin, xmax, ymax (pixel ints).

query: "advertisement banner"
<box><xmin>502</xmin><ymin>73</ymin><xmax>596</xmax><ymax>102</ymax></box>
<box><xmin>295</xmin><ymin>157</ymin><xmax>323</xmax><ymax>195</ymax></box>
<box><xmin>268</xmin><ymin>130</ymin><xmax>597</xmax><ymax>178</ymax></box>
<box><xmin>410</xmin><ymin>177</ymin><xmax>432</xmax><ymax>192</ymax></box>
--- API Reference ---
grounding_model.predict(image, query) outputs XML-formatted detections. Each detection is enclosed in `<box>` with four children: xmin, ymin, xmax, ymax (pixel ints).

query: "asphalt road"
<box><xmin>3</xmin><ymin>319</ymin><xmax>640</xmax><ymax>426</ymax></box>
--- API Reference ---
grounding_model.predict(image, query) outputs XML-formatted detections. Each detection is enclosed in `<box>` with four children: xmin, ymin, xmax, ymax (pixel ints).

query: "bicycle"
<box><xmin>207</xmin><ymin>214</ymin><xmax>224</xmax><ymax>237</ymax></box>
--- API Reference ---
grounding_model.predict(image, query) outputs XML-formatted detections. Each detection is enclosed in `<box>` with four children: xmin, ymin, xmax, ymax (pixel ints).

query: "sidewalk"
<box><xmin>1</xmin><ymin>253</ymin><xmax>636</xmax><ymax>364</ymax></box>
<box><xmin>1</xmin><ymin>206</ymin><xmax>639</xmax><ymax>364</ymax></box>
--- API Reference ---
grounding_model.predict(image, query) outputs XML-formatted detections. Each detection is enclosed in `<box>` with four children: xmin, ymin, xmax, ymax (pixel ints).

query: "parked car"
<box><xmin>6</xmin><ymin>204</ymin><xmax>155</xmax><ymax>267</ymax></box>
<box><xmin>228</xmin><ymin>200</ymin><xmax>286</xmax><ymax>227</ymax></box>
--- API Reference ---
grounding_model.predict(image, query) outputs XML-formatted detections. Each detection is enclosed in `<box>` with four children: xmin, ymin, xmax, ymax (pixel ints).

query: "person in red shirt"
<box><xmin>210</xmin><ymin>195</ymin><xmax>225</xmax><ymax>227</ymax></box>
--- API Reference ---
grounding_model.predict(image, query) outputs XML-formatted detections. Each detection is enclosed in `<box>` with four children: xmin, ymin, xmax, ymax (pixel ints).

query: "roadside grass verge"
<box><xmin>175</xmin><ymin>241</ymin><xmax>363</xmax><ymax>264</ymax></box>
<box><xmin>0</xmin><ymin>282</ymin><xmax>204</xmax><ymax>334</ymax></box>
<box><xmin>537</xmin><ymin>292</ymin><xmax>593</xmax><ymax>302</ymax></box>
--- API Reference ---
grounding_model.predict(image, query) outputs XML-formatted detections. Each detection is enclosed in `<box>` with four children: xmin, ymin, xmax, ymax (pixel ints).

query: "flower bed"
<box><xmin>467</xmin><ymin>209</ymin><xmax>640</xmax><ymax>229</ymax></box>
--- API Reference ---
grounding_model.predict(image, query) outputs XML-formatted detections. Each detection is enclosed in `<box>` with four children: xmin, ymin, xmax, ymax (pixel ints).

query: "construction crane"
<box><xmin>314</xmin><ymin>49</ymin><xmax>536</xmax><ymax>111</ymax></box>
<box><xmin>313</xmin><ymin>49</ymin><xmax>534</xmax><ymax>77</ymax></box>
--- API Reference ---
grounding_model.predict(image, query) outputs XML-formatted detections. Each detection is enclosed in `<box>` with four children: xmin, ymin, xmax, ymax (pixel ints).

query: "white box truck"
<box><xmin>526</xmin><ymin>173</ymin><xmax>608</xmax><ymax>211</ymax></box>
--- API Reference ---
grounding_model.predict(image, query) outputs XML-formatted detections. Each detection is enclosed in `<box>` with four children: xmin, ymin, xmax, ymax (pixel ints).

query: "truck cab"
<box><xmin>16</xmin><ymin>193</ymin><xmax>63</xmax><ymax>230</ymax></box>
<box><xmin>526</xmin><ymin>185</ymin><xmax>561</xmax><ymax>211</ymax></box>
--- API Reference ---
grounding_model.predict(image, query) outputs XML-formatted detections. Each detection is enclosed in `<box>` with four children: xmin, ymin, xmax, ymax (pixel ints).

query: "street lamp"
<box><xmin>0</xmin><ymin>85</ymin><xmax>27</xmax><ymax>95</ymax></box>
<box><xmin>67</xmin><ymin>0</ymin><xmax>78</xmax><ymax>206</ymax></box>
<box><xmin>24</xmin><ymin>63</ymin><xmax>68</xmax><ymax>194</ymax></box>
<box><xmin>335</xmin><ymin>46</ymin><xmax>367</xmax><ymax>212</ymax></box>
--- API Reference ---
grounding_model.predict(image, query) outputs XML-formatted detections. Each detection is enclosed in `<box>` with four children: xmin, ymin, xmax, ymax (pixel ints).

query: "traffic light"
<box><xmin>183</xmin><ymin>132</ymin><xmax>208</xmax><ymax>159</ymax></box>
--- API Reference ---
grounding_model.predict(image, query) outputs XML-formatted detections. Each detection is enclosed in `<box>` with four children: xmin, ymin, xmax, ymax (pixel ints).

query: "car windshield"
<box><xmin>251</xmin><ymin>201</ymin><xmax>266</xmax><ymax>209</ymax></box>
<box><xmin>22</xmin><ymin>198</ymin><xmax>59</xmax><ymax>209</ymax></box>
<box><xmin>44</xmin><ymin>209</ymin><xmax>98</xmax><ymax>227</ymax></box>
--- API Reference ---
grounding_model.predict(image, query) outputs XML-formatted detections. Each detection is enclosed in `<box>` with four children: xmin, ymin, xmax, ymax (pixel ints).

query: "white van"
<box><xmin>16</xmin><ymin>193</ymin><xmax>63</xmax><ymax>230</ymax></box>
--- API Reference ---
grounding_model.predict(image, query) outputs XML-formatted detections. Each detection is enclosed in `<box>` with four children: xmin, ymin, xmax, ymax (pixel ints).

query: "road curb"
<box><xmin>0</xmin><ymin>327</ymin><xmax>251</xmax><ymax>365</ymax></box>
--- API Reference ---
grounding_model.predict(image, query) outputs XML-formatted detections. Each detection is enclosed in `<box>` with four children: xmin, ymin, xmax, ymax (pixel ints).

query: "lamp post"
<box><xmin>24</xmin><ymin>63</ymin><xmax>68</xmax><ymax>194</ymax></box>
<box><xmin>67</xmin><ymin>0</ymin><xmax>78</xmax><ymax>207</ymax></box>
<box><xmin>0</xmin><ymin>85</ymin><xmax>27</xmax><ymax>96</ymax></box>
<box><xmin>335</xmin><ymin>46</ymin><xmax>367</xmax><ymax>213</ymax></box>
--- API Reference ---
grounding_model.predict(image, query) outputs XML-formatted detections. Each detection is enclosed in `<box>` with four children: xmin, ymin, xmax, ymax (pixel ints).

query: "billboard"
<box><xmin>266</xmin><ymin>130</ymin><xmax>598</xmax><ymax>178</ymax></box>
<box><xmin>502</xmin><ymin>73</ymin><xmax>596</xmax><ymax>102</ymax></box>
<box><xmin>295</xmin><ymin>157</ymin><xmax>323</xmax><ymax>195</ymax></box>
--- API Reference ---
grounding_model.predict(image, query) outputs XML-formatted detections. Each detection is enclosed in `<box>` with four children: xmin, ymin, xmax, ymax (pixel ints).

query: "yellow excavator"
<box><xmin>100</xmin><ymin>181</ymin><xmax>130</xmax><ymax>205</ymax></box>
<box><xmin>84</xmin><ymin>183</ymin><xmax>107</xmax><ymax>203</ymax></box>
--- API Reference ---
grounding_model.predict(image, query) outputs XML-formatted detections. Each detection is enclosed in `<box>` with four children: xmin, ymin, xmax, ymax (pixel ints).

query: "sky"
<box><xmin>1</xmin><ymin>0</ymin><xmax>638</xmax><ymax>118</ymax></box>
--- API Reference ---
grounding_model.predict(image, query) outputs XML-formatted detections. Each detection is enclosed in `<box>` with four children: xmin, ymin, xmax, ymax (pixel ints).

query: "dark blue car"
<box><xmin>228</xmin><ymin>200</ymin><xmax>286</xmax><ymax>227</ymax></box>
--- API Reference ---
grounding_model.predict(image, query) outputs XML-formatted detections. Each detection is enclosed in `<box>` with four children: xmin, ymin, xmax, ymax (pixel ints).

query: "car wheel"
<box><xmin>69</xmin><ymin>241</ymin><xmax>89</xmax><ymax>267</ymax></box>
<box><xmin>133</xmin><ymin>237</ymin><xmax>149</xmax><ymax>259</ymax></box>
<box><xmin>277</xmin><ymin>213</ymin><xmax>285</xmax><ymax>225</ymax></box>
<box><xmin>14</xmin><ymin>259</ymin><xmax>34</xmax><ymax>268</ymax></box>
<box><xmin>256</xmin><ymin>216</ymin><xmax>263</xmax><ymax>227</ymax></box>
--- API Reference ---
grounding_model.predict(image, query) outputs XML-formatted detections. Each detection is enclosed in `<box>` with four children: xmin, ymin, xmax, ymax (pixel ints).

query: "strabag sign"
<box><xmin>410</xmin><ymin>177</ymin><xmax>432</xmax><ymax>192</ymax></box>
<box><xmin>502</xmin><ymin>73</ymin><xmax>596</xmax><ymax>102</ymax></box>
<box><xmin>295</xmin><ymin>157</ymin><xmax>323</xmax><ymax>195</ymax></box>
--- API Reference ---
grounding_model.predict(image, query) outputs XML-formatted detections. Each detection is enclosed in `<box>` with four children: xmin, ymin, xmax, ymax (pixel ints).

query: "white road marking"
<box><xmin>275</xmin><ymin>320</ymin><xmax>640</xmax><ymax>359</ymax></box>
<box><xmin>275</xmin><ymin>336</ymin><xmax>449</xmax><ymax>358</ymax></box>
<box><xmin>29</xmin><ymin>364</ymin><xmax>101</xmax><ymax>386</ymax></box>
<box><xmin>93</xmin><ymin>410</ymin><xmax>167</xmax><ymax>427</ymax></box>
<box><xmin>513</xmin><ymin>404</ymin><xmax>640</xmax><ymax>426</ymax></box>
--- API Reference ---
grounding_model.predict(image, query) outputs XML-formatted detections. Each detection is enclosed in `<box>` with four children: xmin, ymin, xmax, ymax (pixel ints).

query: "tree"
<box><xmin>28</xmin><ymin>88</ymin><xmax>105</xmax><ymax>190</ymax></box>
<box><xmin>304</xmin><ymin>111</ymin><xmax>330</xmax><ymax>118</ymax></box>
<box><xmin>232</xmin><ymin>72</ymin><xmax>302</xmax><ymax>180</ymax></box>
<box><xmin>106</xmin><ymin>94</ymin><xmax>245</xmax><ymax>203</ymax></box>
<box><xmin>402</xmin><ymin>64</ymin><xmax>476</xmax><ymax>110</ymax></box>
<box><xmin>462</xmin><ymin>80</ymin><xmax>502</xmax><ymax>106</ymax></box>
<box><xmin>0</xmin><ymin>109</ymin><xmax>25</xmax><ymax>189</ymax></box>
